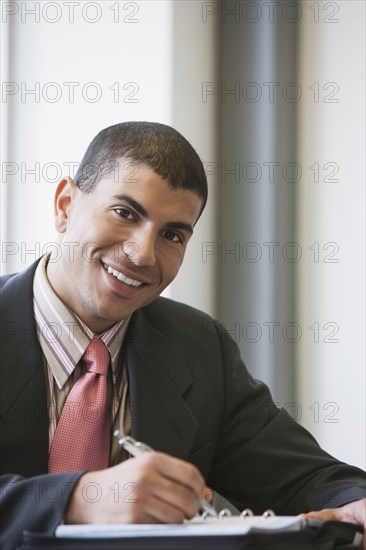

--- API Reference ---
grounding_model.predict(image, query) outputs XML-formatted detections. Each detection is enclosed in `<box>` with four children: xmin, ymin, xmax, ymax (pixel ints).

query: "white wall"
<box><xmin>296</xmin><ymin>1</ymin><xmax>365</xmax><ymax>469</ymax></box>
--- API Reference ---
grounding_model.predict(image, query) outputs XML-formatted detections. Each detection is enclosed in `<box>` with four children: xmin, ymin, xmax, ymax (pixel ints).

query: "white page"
<box><xmin>56</xmin><ymin>516</ymin><xmax>305</xmax><ymax>538</ymax></box>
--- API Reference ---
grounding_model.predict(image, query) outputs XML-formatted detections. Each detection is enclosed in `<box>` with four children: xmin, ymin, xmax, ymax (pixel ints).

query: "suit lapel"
<box><xmin>0</xmin><ymin>260</ymin><xmax>49</xmax><ymax>476</ymax></box>
<box><xmin>127</xmin><ymin>308</ymin><xmax>198</xmax><ymax>460</ymax></box>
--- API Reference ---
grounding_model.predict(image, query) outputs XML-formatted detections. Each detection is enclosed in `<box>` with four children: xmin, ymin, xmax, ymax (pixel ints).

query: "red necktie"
<box><xmin>48</xmin><ymin>337</ymin><xmax>111</xmax><ymax>473</ymax></box>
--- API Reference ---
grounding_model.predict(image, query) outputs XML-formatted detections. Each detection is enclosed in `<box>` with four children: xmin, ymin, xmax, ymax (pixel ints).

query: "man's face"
<box><xmin>47</xmin><ymin>163</ymin><xmax>203</xmax><ymax>332</ymax></box>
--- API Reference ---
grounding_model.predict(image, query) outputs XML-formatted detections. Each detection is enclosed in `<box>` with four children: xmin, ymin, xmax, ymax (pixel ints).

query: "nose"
<box><xmin>123</xmin><ymin>227</ymin><xmax>156</xmax><ymax>267</ymax></box>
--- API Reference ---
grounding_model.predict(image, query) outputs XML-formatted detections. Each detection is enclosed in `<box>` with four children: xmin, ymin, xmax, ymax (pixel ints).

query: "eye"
<box><xmin>114</xmin><ymin>208</ymin><xmax>135</xmax><ymax>221</ymax></box>
<box><xmin>162</xmin><ymin>230</ymin><xmax>183</xmax><ymax>243</ymax></box>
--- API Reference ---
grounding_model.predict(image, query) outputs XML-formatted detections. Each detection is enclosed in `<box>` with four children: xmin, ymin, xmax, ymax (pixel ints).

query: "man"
<box><xmin>1</xmin><ymin>122</ymin><xmax>365</xmax><ymax>549</ymax></box>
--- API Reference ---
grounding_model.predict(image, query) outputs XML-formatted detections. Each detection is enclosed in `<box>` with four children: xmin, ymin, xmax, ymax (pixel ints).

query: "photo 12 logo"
<box><xmin>1</xmin><ymin>81</ymin><xmax>140</xmax><ymax>104</ymax></box>
<box><xmin>1</xmin><ymin>1</ymin><xmax>140</xmax><ymax>24</ymax></box>
<box><xmin>201</xmin><ymin>2</ymin><xmax>340</xmax><ymax>24</ymax></box>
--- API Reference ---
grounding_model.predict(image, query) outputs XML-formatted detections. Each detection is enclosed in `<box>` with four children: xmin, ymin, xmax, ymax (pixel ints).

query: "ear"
<box><xmin>54</xmin><ymin>177</ymin><xmax>78</xmax><ymax>233</ymax></box>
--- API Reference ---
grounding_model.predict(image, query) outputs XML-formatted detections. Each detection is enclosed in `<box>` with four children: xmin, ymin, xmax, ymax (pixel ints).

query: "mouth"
<box><xmin>103</xmin><ymin>262</ymin><xmax>145</xmax><ymax>288</ymax></box>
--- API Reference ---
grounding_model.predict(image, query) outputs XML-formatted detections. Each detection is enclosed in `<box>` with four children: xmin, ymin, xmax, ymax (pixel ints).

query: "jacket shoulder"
<box><xmin>139</xmin><ymin>297</ymin><xmax>219</xmax><ymax>349</ymax></box>
<box><xmin>1</xmin><ymin>259</ymin><xmax>42</xmax><ymax>298</ymax></box>
<box><xmin>0</xmin><ymin>273</ymin><xmax>16</xmax><ymax>291</ymax></box>
<box><xmin>142</xmin><ymin>296</ymin><xmax>214</xmax><ymax>326</ymax></box>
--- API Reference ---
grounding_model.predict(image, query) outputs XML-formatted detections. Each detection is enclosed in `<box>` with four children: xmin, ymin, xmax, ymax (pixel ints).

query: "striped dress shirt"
<box><xmin>33</xmin><ymin>255</ymin><xmax>131</xmax><ymax>467</ymax></box>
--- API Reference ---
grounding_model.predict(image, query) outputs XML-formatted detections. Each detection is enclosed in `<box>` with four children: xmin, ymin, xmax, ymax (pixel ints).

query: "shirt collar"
<box><xmin>33</xmin><ymin>255</ymin><xmax>130</xmax><ymax>389</ymax></box>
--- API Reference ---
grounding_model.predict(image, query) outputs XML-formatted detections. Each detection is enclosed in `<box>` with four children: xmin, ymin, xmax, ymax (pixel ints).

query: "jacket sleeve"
<box><xmin>0</xmin><ymin>472</ymin><xmax>84</xmax><ymax>550</ymax></box>
<box><xmin>207</xmin><ymin>321</ymin><xmax>366</xmax><ymax>514</ymax></box>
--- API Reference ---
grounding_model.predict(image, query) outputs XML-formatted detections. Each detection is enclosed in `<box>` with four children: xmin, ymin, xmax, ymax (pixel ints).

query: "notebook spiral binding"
<box><xmin>201</xmin><ymin>508</ymin><xmax>276</xmax><ymax>520</ymax></box>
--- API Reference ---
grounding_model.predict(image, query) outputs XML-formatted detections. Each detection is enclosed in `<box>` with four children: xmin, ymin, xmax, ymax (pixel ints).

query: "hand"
<box><xmin>303</xmin><ymin>498</ymin><xmax>365</xmax><ymax>549</ymax></box>
<box><xmin>64</xmin><ymin>452</ymin><xmax>205</xmax><ymax>525</ymax></box>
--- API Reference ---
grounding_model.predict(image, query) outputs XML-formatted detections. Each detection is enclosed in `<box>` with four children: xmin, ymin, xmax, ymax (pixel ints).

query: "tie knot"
<box><xmin>82</xmin><ymin>337</ymin><xmax>110</xmax><ymax>375</ymax></box>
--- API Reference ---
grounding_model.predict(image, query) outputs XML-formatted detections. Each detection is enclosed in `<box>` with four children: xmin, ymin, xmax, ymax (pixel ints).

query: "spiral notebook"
<box><xmin>56</xmin><ymin>512</ymin><xmax>309</xmax><ymax>539</ymax></box>
<box><xmin>20</xmin><ymin>510</ymin><xmax>363</xmax><ymax>550</ymax></box>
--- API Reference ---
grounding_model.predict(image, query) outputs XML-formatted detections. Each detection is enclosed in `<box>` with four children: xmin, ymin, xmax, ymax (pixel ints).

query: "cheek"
<box><xmin>66</xmin><ymin>217</ymin><xmax>110</xmax><ymax>244</ymax></box>
<box><xmin>160</xmin><ymin>251</ymin><xmax>185</xmax><ymax>281</ymax></box>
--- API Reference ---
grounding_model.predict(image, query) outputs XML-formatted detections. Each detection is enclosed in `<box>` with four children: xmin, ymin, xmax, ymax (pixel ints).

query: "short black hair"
<box><xmin>74</xmin><ymin>121</ymin><xmax>207</xmax><ymax>212</ymax></box>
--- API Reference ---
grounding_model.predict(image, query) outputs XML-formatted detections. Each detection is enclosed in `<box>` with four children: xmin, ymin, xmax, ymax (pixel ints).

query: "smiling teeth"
<box><xmin>105</xmin><ymin>264</ymin><xmax>142</xmax><ymax>287</ymax></box>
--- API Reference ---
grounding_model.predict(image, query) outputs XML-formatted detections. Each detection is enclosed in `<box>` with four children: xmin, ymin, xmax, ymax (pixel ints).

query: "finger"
<box><xmin>145</xmin><ymin>494</ymin><xmax>187</xmax><ymax>524</ymax></box>
<box><xmin>203</xmin><ymin>486</ymin><xmax>213</xmax><ymax>502</ymax></box>
<box><xmin>149</xmin><ymin>473</ymin><xmax>201</xmax><ymax>519</ymax></box>
<box><xmin>126</xmin><ymin>463</ymin><xmax>200</xmax><ymax>520</ymax></box>
<box><xmin>145</xmin><ymin>453</ymin><xmax>204</xmax><ymax>499</ymax></box>
<box><xmin>303</xmin><ymin>508</ymin><xmax>360</xmax><ymax>525</ymax></box>
<box><xmin>302</xmin><ymin>509</ymin><xmax>338</xmax><ymax>522</ymax></box>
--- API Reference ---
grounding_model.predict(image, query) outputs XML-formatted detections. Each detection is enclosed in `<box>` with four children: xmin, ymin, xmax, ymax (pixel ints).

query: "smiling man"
<box><xmin>0</xmin><ymin>122</ymin><xmax>365</xmax><ymax>549</ymax></box>
<box><xmin>47</xmin><ymin>164</ymin><xmax>201</xmax><ymax>332</ymax></box>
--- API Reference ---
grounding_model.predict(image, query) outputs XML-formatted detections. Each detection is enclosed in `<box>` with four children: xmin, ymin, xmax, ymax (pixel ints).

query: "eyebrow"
<box><xmin>112</xmin><ymin>194</ymin><xmax>148</xmax><ymax>217</ymax></box>
<box><xmin>111</xmin><ymin>194</ymin><xmax>194</xmax><ymax>235</ymax></box>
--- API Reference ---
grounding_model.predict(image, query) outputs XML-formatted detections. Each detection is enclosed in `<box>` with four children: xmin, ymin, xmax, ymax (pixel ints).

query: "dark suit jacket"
<box><xmin>1</xmin><ymin>261</ymin><xmax>365</xmax><ymax>549</ymax></box>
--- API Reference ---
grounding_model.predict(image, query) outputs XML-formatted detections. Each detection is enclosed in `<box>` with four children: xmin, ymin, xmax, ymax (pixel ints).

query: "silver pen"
<box><xmin>113</xmin><ymin>430</ymin><xmax>217</xmax><ymax>518</ymax></box>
